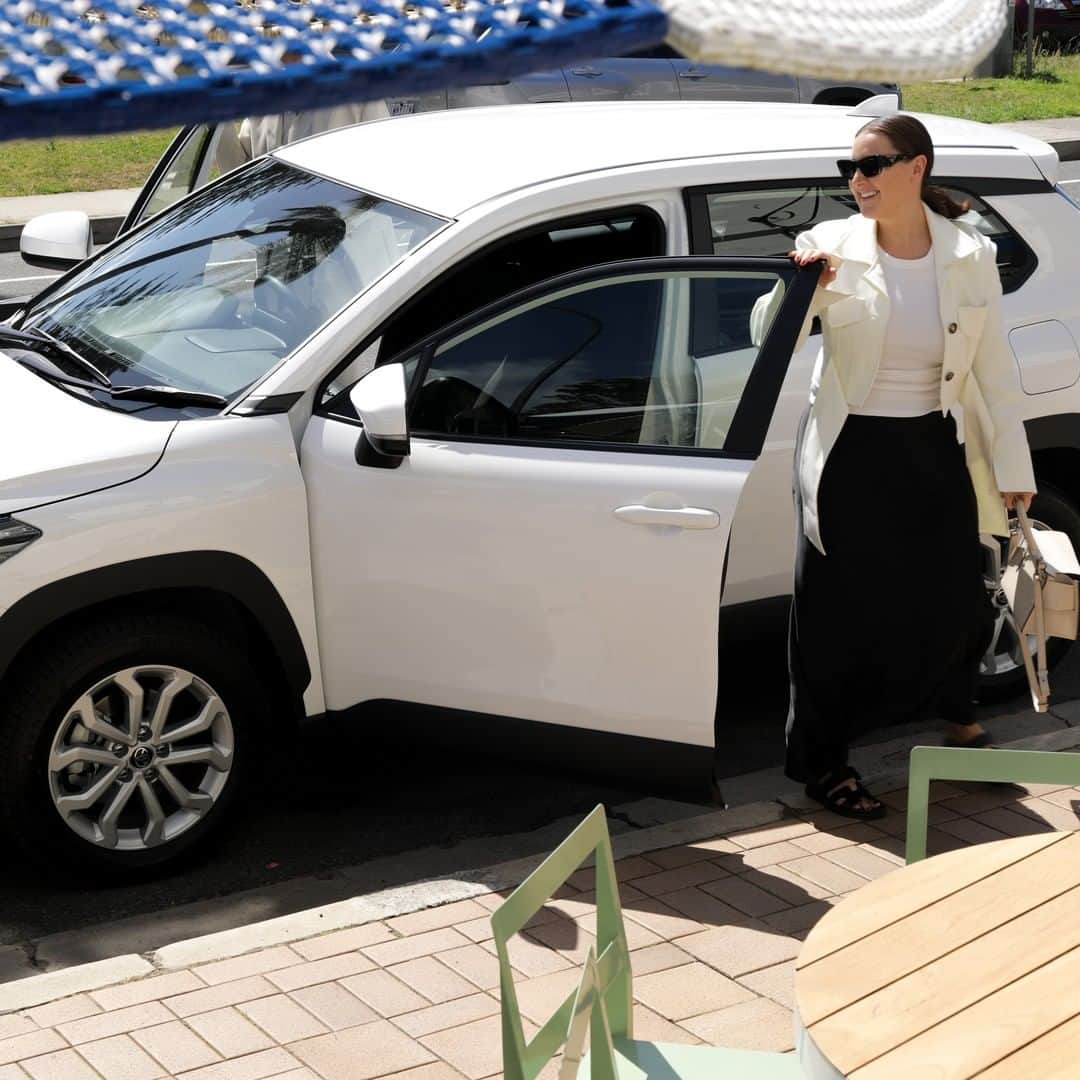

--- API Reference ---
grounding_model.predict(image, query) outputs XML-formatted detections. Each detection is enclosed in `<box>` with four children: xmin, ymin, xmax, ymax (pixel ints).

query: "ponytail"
<box><xmin>922</xmin><ymin>183</ymin><xmax>970</xmax><ymax>220</ymax></box>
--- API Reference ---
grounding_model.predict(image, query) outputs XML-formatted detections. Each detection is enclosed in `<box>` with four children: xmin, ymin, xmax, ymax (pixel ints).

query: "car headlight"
<box><xmin>0</xmin><ymin>518</ymin><xmax>42</xmax><ymax>565</ymax></box>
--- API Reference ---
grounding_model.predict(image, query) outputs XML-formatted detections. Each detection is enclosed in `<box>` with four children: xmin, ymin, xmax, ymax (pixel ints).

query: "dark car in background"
<box><xmin>1015</xmin><ymin>0</ymin><xmax>1080</xmax><ymax>49</ymax></box>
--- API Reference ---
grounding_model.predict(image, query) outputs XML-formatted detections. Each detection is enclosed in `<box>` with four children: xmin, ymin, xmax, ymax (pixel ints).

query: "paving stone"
<box><xmin>677</xmin><ymin>922</ymin><xmax>801</xmax><ymax>978</ymax></box>
<box><xmin>633</xmin><ymin>962</ymin><xmax>754</xmax><ymax>1021</ymax></box>
<box><xmin>164</xmin><ymin>976</ymin><xmax>278</xmax><ymax>1019</ymax></box>
<box><xmin>363</xmin><ymin>929</ymin><xmax>472</xmax><ymax>969</ymax></box>
<box><xmin>238</xmin><ymin>995</ymin><xmax>329</xmax><ymax>1044</ymax></box>
<box><xmin>0</xmin><ymin>1022</ymin><xmax>33</xmax><ymax>1044</ymax></box>
<box><xmin>292</xmin><ymin>924</ymin><xmax>396</xmax><ymax>963</ymax></box>
<box><xmin>420</xmin><ymin>1013</ymin><xmax>523</xmax><ymax>1080</ymax></box>
<box><xmin>741</xmin><ymin>865</ymin><xmax>832</xmax><ymax>905</ymax></box>
<box><xmin>621</xmin><ymin>897</ymin><xmax>704</xmax><ymax>940</ymax></box>
<box><xmin>972</xmin><ymin>806</ymin><xmax>1054</xmax><ymax>837</ymax></box>
<box><xmin>763</xmin><ymin>899</ymin><xmax>839</xmax><ymax>936</ymax></box>
<box><xmin>266</xmin><ymin>952</ymin><xmax>376</xmax><ymax>993</ymax></box>
<box><xmin>1034</xmin><ymin>787</ymin><xmax>1080</xmax><ymax>812</ymax></box>
<box><xmin>77</xmin><ymin>1034</ymin><xmax>166</xmax><ymax>1079</ymax></box>
<box><xmin>522</xmin><ymin>921</ymin><xmax>597</xmax><ymax>966</ymax></box>
<box><xmin>820</xmin><ymin>845</ymin><xmax>902</xmax><ymax>881</ymax></box>
<box><xmin>481</xmin><ymin>934</ymin><xmax>571</xmax><ymax>978</ymax></box>
<box><xmin>132</xmin><ymin>1021</ymin><xmax>222</xmax><ymax>1075</ymax></box>
<box><xmin>58</xmin><ymin>1002</ymin><xmax>173</xmax><ymax>1046</ymax></box>
<box><xmin>340</xmin><ymin>969</ymin><xmax>430</xmax><ymax>1018</ymax></box>
<box><xmin>630</xmin><ymin>862</ymin><xmax>729</xmax><ymax>898</ymax></box>
<box><xmin>699</xmin><ymin>876</ymin><xmax>791</xmax><ymax>918</ymax></box>
<box><xmin>186</xmin><ymin>1008</ymin><xmax>275</xmax><ymax>1058</ymax></box>
<box><xmin>0</xmin><ymin>1067</ymin><xmax>26</xmax><ymax>1079</ymax></box>
<box><xmin>386</xmin><ymin>900</ymin><xmax>491</xmax><ymax>938</ymax></box>
<box><xmin>193</xmin><ymin>947</ymin><xmax>305</xmax><ymax>987</ymax></box>
<box><xmin>739</xmin><ymin>841</ymin><xmax>811</xmax><ymax>869</ymax></box>
<box><xmin>631</xmin><ymin>1005</ymin><xmax>701</xmax><ymax>1045</ymax></box>
<box><xmin>497</xmin><ymin>967</ymin><xmax>580</xmax><ymax>1027</ymax></box>
<box><xmin>1015</xmin><ymin>796</ymin><xmax>1080</xmax><ymax>832</ymax></box>
<box><xmin>91</xmin><ymin>971</ymin><xmax>207</xmax><ymax>1012</ymax></box>
<box><xmin>435</xmin><ymin>946</ymin><xmax>500</xmax><ymax>992</ymax></box>
<box><xmin>453</xmin><ymin>918</ymin><xmax>494</xmax><ymax>944</ymax></box>
<box><xmin>23</xmin><ymin>995</ymin><xmax>101</xmax><ymax>1029</ymax></box>
<box><xmin>652</xmin><ymin>886</ymin><xmax>752</xmax><ymax>929</ymax></box>
<box><xmin>628</xmin><ymin>942</ymin><xmax>694</xmax><ymax>976</ymax></box>
<box><xmin>384</xmin><ymin>1066</ymin><xmax>467</xmax><ymax>1080</ymax></box>
<box><xmin>288</xmin><ymin>983</ymin><xmax>377</xmax><ymax>1032</ymax></box>
<box><xmin>935</xmin><ymin>816</ymin><xmax>1010</xmax><ymax>845</ymax></box>
<box><xmin>176</xmin><ymin>1047</ymin><xmax>301</xmax><ymax>1080</ymax></box>
<box><xmin>681</xmin><ymin>997</ymin><xmax>796</xmax><ymax>1052</ymax></box>
<box><xmin>644</xmin><ymin>844</ymin><xmax>718</xmax><ymax>870</ymax></box>
<box><xmin>290</xmin><ymin>1020</ymin><xmax>434</xmax><ymax>1080</ymax></box>
<box><xmin>0</xmin><ymin>1029</ymin><xmax>67</xmax><ymax>1067</ymax></box>
<box><xmin>566</xmin><ymin>855</ymin><xmax>661</xmax><ymax>892</ymax></box>
<box><xmin>394</xmin><ymin>993</ymin><xmax>500</xmax><ymax>1039</ymax></box>
<box><xmin>20</xmin><ymin>1048</ymin><xmax>98</xmax><ymax>1080</ymax></box>
<box><xmin>735</xmin><ymin>960</ymin><xmax>797</xmax><ymax>1010</ymax></box>
<box><xmin>776</xmin><ymin>855</ymin><xmax>868</xmax><ymax>894</ymax></box>
<box><xmin>386</xmin><ymin>957</ymin><xmax>477</xmax><ymax>1007</ymax></box>
<box><xmin>728</xmin><ymin>821</ymin><xmax>817</xmax><ymax>850</ymax></box>
<box><xmin>939</xmin><ymin>788</ymin><xmax>1030</xmax><ymax>817</ymax></box>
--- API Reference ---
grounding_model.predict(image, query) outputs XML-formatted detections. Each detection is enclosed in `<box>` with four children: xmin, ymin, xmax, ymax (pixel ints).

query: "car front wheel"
<box><xmin>977</xmin><ymin>484</ymin><xmax>1080</xmax><ymax>703</ymax></box>
<box><xmin>0</xmin><ymin>613</ymin><xmax>262</xmax><ymax>876</ymax></box>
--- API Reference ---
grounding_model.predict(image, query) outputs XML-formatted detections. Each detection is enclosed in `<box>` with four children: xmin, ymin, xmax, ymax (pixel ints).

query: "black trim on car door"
<box><xmin>120</xmin><ymin>125</ymin><xmax>209</xmax><ymax>236</ymax></box>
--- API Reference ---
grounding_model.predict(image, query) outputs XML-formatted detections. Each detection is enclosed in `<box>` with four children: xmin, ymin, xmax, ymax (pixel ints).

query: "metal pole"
<box><xmin>1026</xmin><ymin>0</ymin><xmax>1035</xmax><ymax>77</ymax></box>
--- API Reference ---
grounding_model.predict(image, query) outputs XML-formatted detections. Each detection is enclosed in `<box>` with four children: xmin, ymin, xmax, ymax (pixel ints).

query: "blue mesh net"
<box><xmin>0</xmin><ymin>0</ymin><xmax>666</xmax><ymax>140</ymax></box>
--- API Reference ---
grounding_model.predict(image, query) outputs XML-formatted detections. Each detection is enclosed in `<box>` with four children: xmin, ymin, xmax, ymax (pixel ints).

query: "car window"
<box><xmin>29</xmin><ymin>159</ymin><xmax>445</xmax><ymax>402</ymax></box>
<box><xmin>374</xmin><ymin>208</ymin><xmax>665</xmax><ymax>366</ymax></box>
<box><xmin>693</xmin><ymin>183</ymin><xmax>1035</xmax><ymax>293</ymax></box>
<box><xmin>400</xmin><ymin>268</ymin><xmax>789</xmax><ymax>452</ymax></box>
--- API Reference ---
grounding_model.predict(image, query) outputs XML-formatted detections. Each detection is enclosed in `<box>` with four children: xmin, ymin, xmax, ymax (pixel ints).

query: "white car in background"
<box><xmin>2</xmin><ymin>99</ymin><xmax>1079</xmax><ymax>875</ymax></box>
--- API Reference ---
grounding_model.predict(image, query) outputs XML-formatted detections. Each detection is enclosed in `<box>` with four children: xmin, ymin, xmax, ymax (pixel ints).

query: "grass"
<box><xmin>0</xmin><ymin>128</ymin><xmax>178</xmax><ymax>198</ymax></box>
<box><xmin>904</xmin><ymin>47</ymin><xmax>1080</xmax><ymax>123</ymax></box>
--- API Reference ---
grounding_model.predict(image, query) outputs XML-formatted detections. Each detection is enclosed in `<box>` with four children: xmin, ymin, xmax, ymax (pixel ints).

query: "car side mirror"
<box><xmin>349</xmin><ymin>362</ymin><xmax>410</xmax><ymax>469</ymax></box>
<box><xmin>20</xmin><ymin>211</ymin><xmax>92</xmax><ymax>270</ymax></box>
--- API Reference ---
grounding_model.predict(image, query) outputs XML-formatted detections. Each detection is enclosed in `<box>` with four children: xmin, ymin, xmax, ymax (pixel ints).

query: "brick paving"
<box><xmin>0</xmin><ymin>778</ymin><xmax>1077</xmax><ymax>1079</ymax></box>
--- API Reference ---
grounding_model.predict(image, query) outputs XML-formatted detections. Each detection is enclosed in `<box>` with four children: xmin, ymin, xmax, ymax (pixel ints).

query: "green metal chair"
<box><xmin>906</xmin><ymin>745</ymin><xmax>1080</xmax><ymax>863</ymax></box>
<box><xmin>490</xmin><ymin>804</ymin><xmax>805</xmax><ymax>1079</ymax></box>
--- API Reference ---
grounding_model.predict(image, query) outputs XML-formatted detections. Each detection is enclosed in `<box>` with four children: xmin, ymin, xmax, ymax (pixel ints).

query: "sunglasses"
<box><xmin>836</xmin><ymin>153</ymin><xmax>913</xmax><ymax>181</ymax></box>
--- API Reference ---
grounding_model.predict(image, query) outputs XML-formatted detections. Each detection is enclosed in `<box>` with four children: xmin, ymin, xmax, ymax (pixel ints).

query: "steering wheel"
<box><xmin>252</xmin><ymin>273</ymin><xmax>311</xmax><ymax>328</ymax></box>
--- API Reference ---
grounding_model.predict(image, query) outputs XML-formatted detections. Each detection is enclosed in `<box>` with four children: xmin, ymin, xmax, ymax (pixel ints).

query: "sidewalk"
<box><xmin>0</xmin><ymin>117</ymin><xmax>1077</xmax><ymax>255</ymax></box>
<box><xmin>0</xmin><ymin>761</ymin><xmax>1078</xmax><ymax>1079</ymax></box>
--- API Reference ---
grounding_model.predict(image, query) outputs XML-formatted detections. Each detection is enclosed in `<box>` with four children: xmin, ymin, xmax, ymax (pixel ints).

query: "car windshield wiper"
<box><xmin>108</xmin><ymin>384</ymin><xmax>228</xmax><ymax>408</ymax></box>
<box><xmin>0</xmin><ymin>326</ymin><xmax>112</xmax><ymax>387</ymax></box>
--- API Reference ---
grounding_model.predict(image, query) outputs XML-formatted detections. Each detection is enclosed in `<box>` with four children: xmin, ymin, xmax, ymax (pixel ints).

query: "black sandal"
<box><xmin>805</xmin><ymin>766</ymin><xmax>887</xmax><ymax>820</ymax></box>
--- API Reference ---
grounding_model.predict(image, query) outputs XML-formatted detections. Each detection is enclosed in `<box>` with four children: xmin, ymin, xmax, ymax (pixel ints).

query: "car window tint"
<box><xmin>700</xmin><ymin>184</ymin><xmax>1033</xmax><ymax>293</ymax></box>
<box><xmin>375</xmin><ymin>208</ymin><xmax>664</xmax><ymax>362</ymax></box>
<box><xmin>406</xmin><ymin>269</ymin><xmax>787</xmax><ymax>451</ymax></box>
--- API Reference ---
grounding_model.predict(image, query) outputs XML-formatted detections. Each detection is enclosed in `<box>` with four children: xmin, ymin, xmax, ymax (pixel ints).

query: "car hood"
<box><xmin>0</xmin><ymin>355</ymin><xmax>175</xmax><ymax>516</ymax></box>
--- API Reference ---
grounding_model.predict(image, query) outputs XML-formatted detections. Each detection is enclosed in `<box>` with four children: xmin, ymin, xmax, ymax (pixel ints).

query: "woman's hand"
<box><xmin>789</xmin><ymin>248</ymin><xmax>838</xmax><ymax>288</ymax></box>
<box><xmin>1003</xmin><ymin>492</ymin><xmax>1035</xmax><ymax>513</ymax></box>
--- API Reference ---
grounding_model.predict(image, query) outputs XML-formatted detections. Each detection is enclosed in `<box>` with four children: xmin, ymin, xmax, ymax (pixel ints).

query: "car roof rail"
<box><xmin>849</xmin><ymin>93</ymin><xmax>902</xmax><ymax>116</ymax></box>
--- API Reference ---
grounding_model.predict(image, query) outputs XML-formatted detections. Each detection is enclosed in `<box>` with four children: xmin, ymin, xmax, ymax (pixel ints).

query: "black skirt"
<box><xmin>785</xmin><ymin>409</ymin><xmax>995</xmax><ymax>784</ymax></box>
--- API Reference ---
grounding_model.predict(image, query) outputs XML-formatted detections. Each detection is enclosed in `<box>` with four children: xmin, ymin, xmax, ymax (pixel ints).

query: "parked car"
<box><xmin>1015</xmin><ymin>0</ymin><xmax>1080</xmax><ymax>50</ymax></box>
<box><xmin>2</xmin><ymin>99</ymin><xmax>1077</xmax><ymax>874</ymax></box>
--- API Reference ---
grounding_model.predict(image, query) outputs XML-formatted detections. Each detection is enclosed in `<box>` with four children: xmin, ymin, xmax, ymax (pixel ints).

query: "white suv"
<box><xmin>3</xmin><ymin>101</ymin><xmax>1079</xmax><ymax>873</ymax></box>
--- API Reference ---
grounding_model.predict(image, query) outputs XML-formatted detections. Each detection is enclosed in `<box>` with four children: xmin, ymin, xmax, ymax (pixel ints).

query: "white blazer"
<box><xmin>751</xmin><ymin>205</ymin><xmax>1036</xmax><ymax>554</ymax></box>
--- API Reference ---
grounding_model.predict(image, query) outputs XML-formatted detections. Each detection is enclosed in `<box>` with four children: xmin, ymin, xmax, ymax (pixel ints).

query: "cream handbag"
<box><xmin>1001</xmin><ymin>506</ymin><xmax>1080</xmax><ymax>712</ymax></box>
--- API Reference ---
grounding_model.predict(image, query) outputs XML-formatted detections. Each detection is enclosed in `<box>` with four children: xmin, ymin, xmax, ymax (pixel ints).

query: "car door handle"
<box><xmin>570</xmin><ymin>67</ymin><xmax>603</xmax><ymax>77</ymax></box>
<box><xmin>614</xmin><ymin>505</ymin><xmax>721</xmax><ymax>530</ymax></box>
<box><xmin>678</xmin><ymin>70</ymin><xmax>709</xmax><ymax>80</ymax></box>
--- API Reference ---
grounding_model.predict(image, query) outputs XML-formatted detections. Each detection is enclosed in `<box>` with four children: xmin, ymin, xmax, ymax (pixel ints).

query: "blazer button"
<box><xmin>945</xmin><ymin>371</ymin><xmax>955</xmax><ymax>381</ymax></box>
<box><xmin>948</xmin><ymin>322</ymin><xmax>958</xmax><ymax>334</ymax></box>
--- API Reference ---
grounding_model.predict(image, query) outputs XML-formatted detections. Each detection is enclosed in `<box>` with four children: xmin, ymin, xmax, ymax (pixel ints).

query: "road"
<box><xmin>0</xmin><ymin>161</ymin><xmax>1077</xmax><ymax>981</ymax></box>
<box><xmin>1</xmin><ymin>162</ymin><xmax>1077</xmax><ymax>301</ymax></box>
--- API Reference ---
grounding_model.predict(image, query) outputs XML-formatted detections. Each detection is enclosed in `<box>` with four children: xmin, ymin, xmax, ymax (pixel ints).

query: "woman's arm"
<box><xmin>971</xmin><ymin>240</ymin><xmax>1036</xmax><ymax>505</ymax></box>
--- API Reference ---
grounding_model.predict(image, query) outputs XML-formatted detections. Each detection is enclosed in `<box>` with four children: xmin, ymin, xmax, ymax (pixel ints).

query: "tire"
<box><xmin>0</xmin><ymin>613</ymin><xmax>264</xmax><ymax>877</ymax></box>
<box><xmin>977</xmin><ymin>484</ymin><xmax>1080</xmax><ymax>704</ymax></box>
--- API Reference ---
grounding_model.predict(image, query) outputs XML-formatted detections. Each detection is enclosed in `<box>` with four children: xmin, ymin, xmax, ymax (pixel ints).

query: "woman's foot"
<box><xmin>944</xmin><ymin>722</ymin><xmax>995</xmax><ymax>749</ymax></box>
<box><xmin>805</xmin><ymin>766</ymin><xmax>887</xmax><ymax>820</ymax></box>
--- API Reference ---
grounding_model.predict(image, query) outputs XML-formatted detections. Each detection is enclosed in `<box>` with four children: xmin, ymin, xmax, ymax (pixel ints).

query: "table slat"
<box><xmin>809</xmin><ymin>883</ymin><xmax>1080</xmax><ymax>1072</ymax></box>
<box><xmin>849</xmin><ymin>943</ymin><xmax>1080</xmax><ymax>1079</ymax></box>
<box><xmin>974</xmin><ymin>1009</ymin><xmax>1080</xmax><ymax>1078</ymax></box>
<box><xmin>795</xmin><ymin>831</ymin><xmax>1064</xmax><ymax>969</ymax></box>
<box><xmin>797</xmin><ymin>833</ymin><xmax>1080</xmax><ymax>1025</ymax></box>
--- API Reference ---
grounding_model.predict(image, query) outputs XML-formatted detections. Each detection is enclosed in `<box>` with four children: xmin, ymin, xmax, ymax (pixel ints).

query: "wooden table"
<box><xmin>794</xmin><ymin>830</ymin><xmax>1080</xmax><ymax>1079</ymax></box>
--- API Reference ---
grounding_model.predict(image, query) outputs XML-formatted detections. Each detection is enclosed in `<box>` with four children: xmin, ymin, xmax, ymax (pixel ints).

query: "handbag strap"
<box><xmin>1013</xmin><ymin>505</ymin><xmax>1050</xmax><ymax>712</ymax></box>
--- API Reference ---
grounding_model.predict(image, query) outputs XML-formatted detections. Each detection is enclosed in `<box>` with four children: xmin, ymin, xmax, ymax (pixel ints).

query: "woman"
<box><xmin>776</xmin><ymin>114</ymin><xmax>1035</xmax><ymax>818</ymax></box>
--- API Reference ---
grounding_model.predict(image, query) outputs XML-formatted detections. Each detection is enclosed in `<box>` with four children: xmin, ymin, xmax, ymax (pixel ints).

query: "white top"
<box><xmin>850</xmin><ymin>247</ymin><xmax>945</xmax><ymax>418</ymax></box>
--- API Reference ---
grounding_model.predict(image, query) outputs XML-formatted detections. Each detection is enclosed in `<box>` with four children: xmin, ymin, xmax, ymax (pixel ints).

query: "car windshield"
<box><xmin>24</xmin><ymin>158</ymin><xmax>445</xmax><ymax>401</ymax></box>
